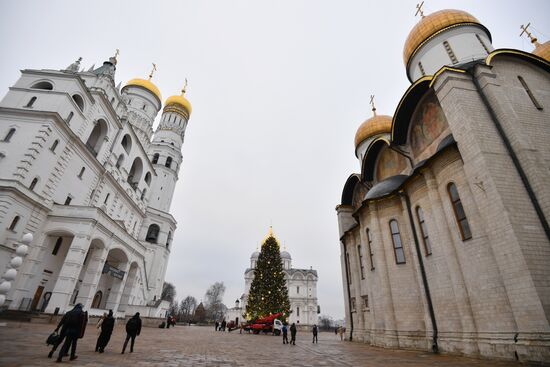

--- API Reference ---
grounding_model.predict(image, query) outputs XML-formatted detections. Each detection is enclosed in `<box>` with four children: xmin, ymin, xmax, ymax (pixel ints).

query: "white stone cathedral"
<box><xmin>239</xmin><ymin>230</ymin><xmax>319</xmax><ymax>327</ymax></box>
<box><xmin>0</xmin><ymin>54</ymin><xmax>192</xmax><ymax>317</ymax></box>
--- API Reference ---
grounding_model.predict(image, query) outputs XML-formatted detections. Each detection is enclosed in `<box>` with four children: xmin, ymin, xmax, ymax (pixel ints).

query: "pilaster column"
<box><xmin>424</xmin><ymin>169</ymin><xmax>478</xmax><ymax>337</ymax></box>
<box><xmin>45</xmin><ymin>234</ymin><xmax>91</xmax><ymax>314</ymax></box>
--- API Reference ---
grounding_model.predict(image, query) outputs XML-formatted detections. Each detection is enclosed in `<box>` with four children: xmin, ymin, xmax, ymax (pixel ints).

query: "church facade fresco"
<box><xmin>337</xmin><ymin>6</ymin><xmax>550</xmax><ymax>364</ymax></box>
<box><xmin>409</xmin><ymin>91</ymin><xmax>449</xmax><ymax>158</ymax></box>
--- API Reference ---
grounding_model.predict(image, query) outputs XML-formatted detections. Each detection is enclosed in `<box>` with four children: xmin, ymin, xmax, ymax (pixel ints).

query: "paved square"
<box><xmin>0</xmin><ymin>322</ymin><xmax>522</xmax><ymax>366</ymax></box>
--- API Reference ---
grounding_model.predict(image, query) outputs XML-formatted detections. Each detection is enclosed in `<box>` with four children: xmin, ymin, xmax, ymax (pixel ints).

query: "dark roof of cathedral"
<box><xmin>364</xmin><ymin>175</ymin><xmax>408</xmax><ymax>201</ymax></box>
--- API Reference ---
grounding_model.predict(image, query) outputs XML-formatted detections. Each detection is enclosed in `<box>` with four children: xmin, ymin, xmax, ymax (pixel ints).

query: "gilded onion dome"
<box><xmin>403</xmin><ymin>9</ymin><xmax>484</xmax><ymax>67</ymax></box>
<box><xmin>354</xmin><ymin>113</ymin><xmax>392</xmax><ymax>148</ymax></box>
<box><xmin>165</xmin><ymin>93</ymin><xmax>192</xmax><ymax>115</ymax></box>
<box><xmin>125</xmin><ymin>78</ymin><xmax>162</xmax><ymax>102</ymax></box>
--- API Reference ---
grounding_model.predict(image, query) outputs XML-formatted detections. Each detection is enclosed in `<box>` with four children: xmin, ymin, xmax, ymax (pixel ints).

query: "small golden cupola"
<box><xmin>520</xmin><ymin>23</ymin><xmax>550</xmax><ymax>62</ymax></box>
<box><xmin>125</xmin><ymin>63</ymin><xmax>162</xmax><ymax>103</ymax></box>
<box><xmin>354</xmin><ymin>96</ymin><xmax>392</xmax><ymax>160</ymax></box>
<box><xmin>403</xmin><ymin>4</ymin><xmax>493</xmax><ymax>82</ymax></box>
<box><xmin>164</xmin><ymin>80</ymin><xmax>192</xmax><ymax>117</ymax></box>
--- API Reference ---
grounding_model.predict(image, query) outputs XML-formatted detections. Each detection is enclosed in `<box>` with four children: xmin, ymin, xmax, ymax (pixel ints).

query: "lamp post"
<box><xmin>0</xmin><ymin>233</ymin><xmax>32</xmax><ymax>307</ymax></box>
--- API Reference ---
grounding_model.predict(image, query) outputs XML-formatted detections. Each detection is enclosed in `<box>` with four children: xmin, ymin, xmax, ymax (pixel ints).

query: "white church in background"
<box><xmin>234</xmin><ymin>230</ymin><xmax>319</xmax><ymax>327</ymax></box>
<box><xmin>0</xmin><ymin>53</ymin><xmax>192</xmax><ymax>317</ymax></box>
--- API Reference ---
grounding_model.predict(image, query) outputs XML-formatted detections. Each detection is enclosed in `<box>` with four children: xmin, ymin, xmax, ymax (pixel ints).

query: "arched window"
<box><xmin>166</xmin><ymin>231</ymin><xmax>172</xmax><ymax>249</ymax></box>
<box><xmin>66</xmin><ymin>112</ymin><xmax>74</xmax><ymax>124</ymax></box>
<box><xmin>357</xmin><ymin>245</ymin><xmax>365</xmax><ymax>279</ymax></box>
<box><xmin>366</xmin><ymin>228</ymin><xmax>375</xmax><ymax>270</ymax></box>
<box><xmin>8</xmin><ymin>215</ymin><xmax>20</xmax><ymax>230</ymax></box>
<box><xmin>152</xmin><ymin>153</ymin><xmax>159</xmax><ymax>164</ymax></box>
<box><xmin>31</xmin><ymin>81</ymin><xmax>53</xmax><ymax>90</ymax></box>
<box><xmin>146</xmin><ymin>224</ymin><xmax>160</xmax><ymax>243</ymax></box>
<box><xmin>128</xmin><ymin>157</ymin><xmax>143</xmax><ymax>187</ymax></box>
<box><xmin>115</xmin><ymin>154</ymin><xmax>124</xmax><ymax>169</ymax></box>
<box><xmin>297</xmin><ymin>306</ymin><xmax>300</xmax><ymax>317</ymax></box>
<box><xmin>103</xmin><ymin>193</ymin><xmax>110</xmax><ymax>204</ymax></box>
<box><xmin>29</xmin><ymin>177</ymin><xmax>38</xmax><ymax>191</ymax></box>
<box><xmin>389</xmin><ymin>220</ymin><xmax>406</xmax><ymax>264</ymax></box>
<box><xmin>165</xmin><ymin>156</ymin><xmax>172</xmax><ymax>168</ymax></box>
<box><xmin>140</xmin><ymin>188</ymin><xmax>147</xmax><ymax>201</ymax></box>
<box><xmin>25</xmin><ymin>97</ymin><xmax>37</xmax><ymax>107</ymax></box>
<box><xmin>3</xmin><ymin>128</ymin><xmax>16</xmax><ymax>142</ymax></box>
<box><xmin>85</xmin><ymin>119</ymin><xmax>108</xmax><ymax>156</ymax></box>
<box><xmin>52</xmin><ymin>237</ymin><xmax>63</xmax><ymax>255</ymax></box>
<box><xmin>77</xmin><ymin>167</ymin><xmax>85</xmax><ymax>179</ymax></box>
<box><xmin>447</xmin><ymin>183</ymin><xmax>472</xmax><ymax>240</ymax></box>
<box><xmin>50</xmin><ymin>139</ymin><xmax>59</xmax><ymax>153</ymax></box>
<box><xmin>416</xmin><ymin>206</ymin><xmax>432</xmax><ymax>255</ymax></box>
<box><xmin>121</xmin><ymin>134</ymin><xmax>132</xmax><ymax>154</ymax></box>
<box><xmin>72</xmin><ymin>94</ymin><xmax>84</xmax><ymax>111</ymax></box>
<box><xmin>144</xmin><ymin>172</ymin><xmax>151</xmax><ymax>186</ymax></box>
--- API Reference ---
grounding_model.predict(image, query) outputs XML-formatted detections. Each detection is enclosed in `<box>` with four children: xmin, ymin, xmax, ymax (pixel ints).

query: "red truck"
<box><xmin>244</xmin><ymin>313</ymin><xmax>284</xmax><ymax>335</ymax></box>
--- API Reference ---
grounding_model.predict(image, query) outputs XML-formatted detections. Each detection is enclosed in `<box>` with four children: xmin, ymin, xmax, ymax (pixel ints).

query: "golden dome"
<box><xmin>165</xmin><ymin>94</ymin><xmax>192</xmax><ymax>115</ymax></box>
<box><xmin>403</xmin><ymin>9</ymin><xmax>483</xmax><ymax>67</ymax></box>
<box><xmin>354</xmin><ymin>114</ymin><xmax>392</xmax><ymax>148</ymax></box>
<box><xmin>533</xmin><ymin>41</ymin><xmax>550</xmax><ymax>62</ymax></box>
<box><xmin>125</xmin><ymin>78</ymin><xmax>162</xmax><ymax>102</ymax></box>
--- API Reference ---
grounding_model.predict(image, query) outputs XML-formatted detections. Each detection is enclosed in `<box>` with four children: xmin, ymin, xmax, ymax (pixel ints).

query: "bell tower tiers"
<box><xmin>122</xmin><ymin>65</ymin><xmax>163</xmax><ymax>149</ymax></box>
<box><xmin>148</xmin><ymin>87</ymin><xmax>192</xmax><ymax>213</ymax></box>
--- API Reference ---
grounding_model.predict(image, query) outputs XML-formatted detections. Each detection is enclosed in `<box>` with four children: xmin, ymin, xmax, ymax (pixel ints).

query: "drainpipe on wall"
<box><xmin>470</xmin><ymin>65</ymin><xmax>550</xmax><ymax>241</ymax></box>
<box><xmin>341</xmin><ymin>241</ymin><xmax>354</xmax><ymax>341</ymax></box>
<box><xmin>399</xmin><ymin>191</ymin><xmax>439</xmax><ymax>353</ymax></box>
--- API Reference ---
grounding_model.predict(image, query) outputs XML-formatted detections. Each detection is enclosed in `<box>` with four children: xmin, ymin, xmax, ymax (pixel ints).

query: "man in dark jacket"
<box><xmin>122</xmin><ymin>312</ymin><xmax>142</xmax><ymax>354</ymax></box>
<box><xmin>282</xmin><ymin>324</ymin><xmax>289</xmax><ymax>344</ymax></box>
<box><xmin>56</xmin><ymin>303</ymin><xmax>87</xmax><ymax>362</ymax></box>
<box><xmin>290</xmin><ymin>323</ymin><xmax>297</xmax><ymax>345</ymax></box>
<box><xmin>96</xmin><ymin>309</ymin><xmax>115</xmax><ymax>353</ymax></box>
<box><xmin>312</xmin><ymin>324</ymin><xmax>318</xmax><ymax>343</ymax></box>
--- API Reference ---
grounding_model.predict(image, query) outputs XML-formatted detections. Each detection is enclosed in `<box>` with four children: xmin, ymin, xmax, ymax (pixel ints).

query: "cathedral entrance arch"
<box><xmin>34</xmin><ymin>232</ymin><xmax>75</xmax><ymax>312</ymax></box>
<box><xmin>93</xmin><ymin>247</ymin><xmax>129</xmax><ymax>312</ymax></box>
<box><xmin>75</xmin><ymin>238</ymin><xmax>108</xmax><ymax>310</ymax></box>
<box><xmin>119</xmin><ymin>262</ymin><xmax>140</xmax><ymax>312</ymax></box>
<box><xmin>91</xmin><ymin>291</ymin><xmax>102</xmax><ymax>308</ymax></box>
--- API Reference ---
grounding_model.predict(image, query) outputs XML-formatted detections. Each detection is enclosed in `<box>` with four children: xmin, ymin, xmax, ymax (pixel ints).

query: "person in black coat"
<box><xmin>290</xmin><ymin>323</ymin><xmax>297</xmax><ymax>345</ymax></box>
<box><xmin>96</xmin><ymin>309</ymin><xmax>115</xmax><ymax>353</ymax></box>
<box><xmin>56</xmin><ymin>303</ymin><xmax>87</xmax><ymax>362</ymax></box>
<box><xmin>122</xmin><ymin>312</ymin><xmax>142</xmax><ymax>354</ymax></box>
<box><xmin>312</xmin><ymin>324</ymin><xmax>318</xmax><ymax>343</ymax></box>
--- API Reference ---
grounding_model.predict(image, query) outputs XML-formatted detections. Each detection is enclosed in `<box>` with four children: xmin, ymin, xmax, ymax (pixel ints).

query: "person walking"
<box><xmin>96</xmin><ymin>309</ymin><xmax>115</xmax><ymax>353</ymax></box>
<box><xmin>290</xmin><ymin>323</ymin><xmax>297</xmax><ymax>345</ymax></box>
<box><xmin>221</xmin><ymin>320</ymin><xmax>226</xmax><ymax>332</ymax></box>
<box><xmin>95</xmin><ymin>312</ymin><xmax>107</xmax><ymax>352</ymax></box>
<box><xmin>215</xmin><ymin>321</ymin><xmax>219</xmax><ymax>331</ymax></box>
<box><xmin>282</xmin><ymin>323</ymin><xmax>288</xmax><ymax>344</ymax></box>
<box><xmin>338</xmin><ymin>326</ymin><xmax>344</xmax><ymax>341</ymax></box>
<box><xmin>55</xmin><ymin>303</ymin><xmax>87</xmax><ymax>362</ymax></box>
<box><xmin>166</xmin><ymin>314</ymin><xmax>171</xmax><ymax>329</ymax></box>
<box><xmin>122</xmin><ymin>312</ymin><xmax>142</xmax><ymax>354</ymax></box>
<box><xmin>312</xmin><ymin>324</ymin><xmax>318</xmax><ymax>343</ymax></box>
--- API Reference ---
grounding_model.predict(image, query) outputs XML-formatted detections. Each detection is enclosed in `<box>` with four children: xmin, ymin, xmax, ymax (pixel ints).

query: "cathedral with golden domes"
<box><xmin>336</xmin><ymin>6</ymin><xmax>550</xmax><ymax>363</ymax></box>
<box><xmin>0</xmin><ymin>53</ymin><xmax>191</xmax><ymax>319</ymax></box>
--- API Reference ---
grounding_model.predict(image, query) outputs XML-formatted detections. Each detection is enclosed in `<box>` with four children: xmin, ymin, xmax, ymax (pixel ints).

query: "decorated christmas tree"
<box><xmin>246</xmin><ymin>227</ymin><xmax>290</xmax><ymax>321</ymax></box>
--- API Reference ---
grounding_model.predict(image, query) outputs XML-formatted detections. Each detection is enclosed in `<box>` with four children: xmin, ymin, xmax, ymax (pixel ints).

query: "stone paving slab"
<box><xmin>0</xmin><ymin>322</ymin><xmax>524</xmax><ymax>366</ymax></box>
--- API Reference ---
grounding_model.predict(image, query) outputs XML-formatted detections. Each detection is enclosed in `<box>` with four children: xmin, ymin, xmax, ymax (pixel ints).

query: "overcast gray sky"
<box><xmin>1</xmin><ymin>0</ymin><xmax>548</xmax><ymax>319</ymax></box>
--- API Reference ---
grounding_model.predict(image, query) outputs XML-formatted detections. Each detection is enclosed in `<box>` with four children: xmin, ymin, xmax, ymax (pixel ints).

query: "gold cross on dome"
<box><xmin>148</xmin><ymin>63</ymin><xmax>157</xmax><ymax>80</ymax></box>
<box><xmin>181</xmin><ymin>78</ymin><xmax>188</xmax><ymax>95</ymax></box>
<box><xmin>415</xmin><ymin>1</ymin><xmax>425</xmax><ymax>18</ymax></box>
<box><xmin>114</xmin><ymin>48</ymin><xmax>120</xmax><ymax>59</ymax></box>
<box><xmin>520</xmin><ymin>23</ymin><xmax>539</xmax><ymax>45</ymax></box>
<box><xmin>369</xmin><ymin>95</ymin><xmax>377</xmax><ymax>115</ymax></box>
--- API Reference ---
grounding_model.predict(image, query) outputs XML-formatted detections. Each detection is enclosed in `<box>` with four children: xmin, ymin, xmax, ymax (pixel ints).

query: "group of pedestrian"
<box><xmin>215</xmin><ymin>320</ymin><xmax>226</xmax><ymax>331</ymax></box>
<box><xmin>281</xmin><ymin>322</ymin><xmax>297</xmax><ymax>345</ymax></box>
<box><xmin>47</xmin><ymin>304</ymin><xmax>142</xmax><ymax>362</ymax></box>
<box><xmin>335</xmin><ymin>325</ymin><xmax>345</xmax><ymax>340</ymax></box>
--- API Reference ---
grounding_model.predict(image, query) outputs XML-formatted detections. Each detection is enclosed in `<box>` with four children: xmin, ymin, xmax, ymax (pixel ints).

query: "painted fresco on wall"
<box><xmin>375</xmin><ymin>146</ymin><xmax>407</xmax><ymax>182</ymax></box>
<box><xmin>409</xmin><ymin>91</ymin><xmax>448</xmax><ymax>157</ymax></box>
